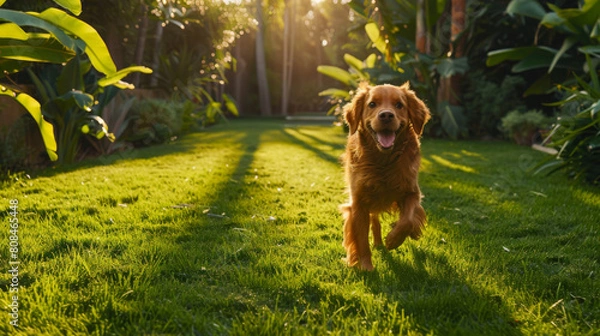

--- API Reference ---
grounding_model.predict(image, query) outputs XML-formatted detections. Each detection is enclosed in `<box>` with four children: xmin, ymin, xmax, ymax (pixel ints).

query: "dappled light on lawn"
<box><xmin>429</xmin><ymin>154</ymin><xmax>477</xmax><ymax>174</ymax></box>
<box><xmin>0</xmin><ymin>120</ymin><xmax>598</xmax><ymax>334</ymax></box>
<box><xmin>1</xmin><ymin>0</ymin><xmax>597</xmax><ymax>331</ymax></box>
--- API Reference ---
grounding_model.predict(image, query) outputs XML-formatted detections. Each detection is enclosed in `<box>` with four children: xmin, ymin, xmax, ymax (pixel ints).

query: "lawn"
<box><xmin>1</xmin><ymin>119</ymin><xmax>598</xmax><ymax>335</ymax></box>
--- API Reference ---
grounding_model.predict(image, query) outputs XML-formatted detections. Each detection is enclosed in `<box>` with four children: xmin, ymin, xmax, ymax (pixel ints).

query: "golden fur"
<box><xmin>340</xmin><ymin>82</ymin><xmax>431</xmax><ymax>270</ymax></box>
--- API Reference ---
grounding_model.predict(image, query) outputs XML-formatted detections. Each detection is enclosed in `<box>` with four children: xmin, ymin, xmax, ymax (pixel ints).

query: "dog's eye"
<box><xmin>395</xmin><ymin>102</ymin><xmax>403</xmax><ymax>109</ymax></box>
<box><xmin>368</xmin><ymin>102</ymin><xmax>376</xmax><ymax>108</ymax></box>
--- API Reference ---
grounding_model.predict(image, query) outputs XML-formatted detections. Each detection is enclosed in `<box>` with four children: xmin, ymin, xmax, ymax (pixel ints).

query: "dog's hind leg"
<box><xmin>370</xmin><ymin>213</ymin><xmax>383</xmax><ymax>248</ymax></box>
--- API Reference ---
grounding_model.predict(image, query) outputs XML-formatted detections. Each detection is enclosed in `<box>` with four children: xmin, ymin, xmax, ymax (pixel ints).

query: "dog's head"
<box><xmin>344</xmin><ymin>82</ymin><xmax>431</xmax><ymax>152</ymax></box>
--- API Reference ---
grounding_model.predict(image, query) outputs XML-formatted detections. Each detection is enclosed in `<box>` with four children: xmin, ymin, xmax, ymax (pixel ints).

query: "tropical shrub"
<box><xmin>486</xmin><ymin>0</ymin><xmax>600</xmax><ymax>94</ymax></box>
<box><xmin>86</xmin><ymin>88</ymin><xmax>137</xmax><ymax>156</ymax></box>
<box><xmin>487</xmin><ymin>0</ymin><xmax>600</xmax><ymax>184</ymax></box>
<box><xmin>501</xmin><ymin>109</ymin><xmax>550</xmax><ymax>145</ymax></box>
<box><xmin>537</xmin><ymin>70</ymin><xmax>600</xmax><ymax>184</ymax></box>
<box><xmin>126</xmin><ymin>99</ymin><xmax>182</xmax><ymax>147</ymax></box>
<box><xmin>464</xmin><ymin>71</ymin><xmax>528</xmax><ymax>138</ymax></box>
<box><xmin>198</xmin><ymin>94</ymin><xmax>238</xmax><ymax>126</ymax></box>
<box><xmin>0</xmin><ymin>0</ymin><xmax>151</xmax><ymax>163</ymax></box>
<box><xmin>156</xmin><ymin>45</ymin><xmax>202</xmax><ymax>95</ymax></box>
<box><xmin>176</xmin><ymin>100</ymin><xmax>201</xmax><ymax>133</ymax></box>
<box><xmin>156</xmin><ymin>45</ymin><xmax>239</xmax><ymax>126</ymax></box>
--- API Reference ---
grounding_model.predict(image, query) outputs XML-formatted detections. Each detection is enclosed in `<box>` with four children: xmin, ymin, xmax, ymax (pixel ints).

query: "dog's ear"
<box><xmin>344</xmin><ymin>83</ymin><xmax>370</xmax><ymax>135</ymax></box>
<box><xmin>402</xmin><ymin>82</ymin><xmax>431</xmax><ymax>136</ymax></box>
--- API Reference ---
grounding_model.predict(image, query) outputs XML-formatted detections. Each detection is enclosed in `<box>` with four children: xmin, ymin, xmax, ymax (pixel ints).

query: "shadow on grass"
<box><xmin>280</xmin><ymin>127</ymin><xmax>342</xmax><ymax>165</ymax></box>
<box><xmin>290</xmin><ymin>126</ymin><xmax>347</xmax><ymax>148</ymax></box>
<box><xmin>150</xmin><ymin>128</ymin><xmax>265</xmax><ymax>330</ymax></box>
<box><xmin>321</xmin><ymin>142</ymin><xmax>536</xmax><ymax>334</ymax></box>
<box><xmin>159</xmin><ymin>126</ymin><xmax>524</xmax><ymax>334</ymax></box>
<box><xmin>364</xmin><ymin>246</ymin><xmax>522</xmax><ymax>335</ymax></box>
<box><xmin>39</xmin><ymin>121</ymin><xmax>593</xmax><ymax>334</ymax></box>
<box><xmin>18</xmin><ymin>123</ymin><xmax>269</xmax><ymax>334</ymax></box>
<box><xmin>159</xmin><ymin>126</ymin><xmax>522</xmax><ymax>334</ymax></box>
<box><xmin>381</xmin><ymin>141</ymin><xmax>599</xmax><ymax>334</ymax></box>
<box><xmin>30</xmin><ymin>136</ymin><xmax>200</xmax><ymax>179</ymax></box>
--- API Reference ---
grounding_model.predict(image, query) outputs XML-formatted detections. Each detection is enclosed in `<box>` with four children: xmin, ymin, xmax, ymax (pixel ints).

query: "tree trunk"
<box><xmin>132</xmin><ymin>2</ymin><xmax>149</xmax><ymax>88</ymax></box>
<box><xmin>281</xmin><ymin>0</ymin><xmax>296</xmax><ymax>116</ymax></box>
<box><xmin>415</xmin><ymin>0</ymin><xmax>427</xmax><ymax>83</ymax></box>
<box><xmin>287</xmin><ymin>2</ymin><xmax>296</xmax><ymax>113</ymax></box>
<box><xmin>415</xmin><ymin>0</ymin><xmax>427</xmax><ymax>54</ymax></box>
<box><xmin>105</xmin><ymin>23</ymin><xmax>124</xmax><ymax>69</ymax></box>
<box><xmin>149</xmin><ymin>21</ymin><xmax>164</xmax><ymax>88</ymax></box>
<box><xmin>451</xmin><ymin>0</ymin><xmax>466</xmax><ymax>58</ymax></box>
<box><xmin>281</xmin><ymin>1</ymin><xmax>290</xmax><ymax>116</ymax></box>
<box><xmin>255</xmin><ymin>0</ymin><xmax>272</xmax><ymax>116</ymax></box>
<box><xmin>438</xmin><ymin>0</ymin><xmax>465</xmax><ymax>106</ymax></box>
<box><xmin>448</xmin><ymin>0</ymin><xmax>465</xmax><ymax>105</ymax></box>
<box><xmin>233</xmin><ymin>39</ymin><xmax>247</xmax><ymax>115</ymax></box>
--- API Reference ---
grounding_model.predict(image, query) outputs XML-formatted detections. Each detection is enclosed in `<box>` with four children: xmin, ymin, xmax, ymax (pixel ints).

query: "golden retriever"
<box><xmin>340</xmin><ymin>82</ymin><xmax>431</xmax><ymax>270</ymax></box>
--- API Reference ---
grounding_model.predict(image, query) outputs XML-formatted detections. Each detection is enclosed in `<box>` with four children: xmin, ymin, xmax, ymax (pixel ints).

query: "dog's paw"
<box><xmin>409</xmin><ymin>229</ymin><xmax>422</xmax><ymax>240</ymax></box>
<box><xmin>342</xmin><ymin>256</ymin><xmax>374</xmax><ymax>271</ymax></box>
<box><xmin>385</xmin><ymin>226</ymin><xmax>411</xmax><ymax>250</ymax></box>
<box><xmin>359</xmin><ymin>258</ymin><xmax>374</xmax><ymax>271</ymax></box>
<box><xmin>385</xmin><ymin>234</ymin><xmax>407</xmax><ymax>250</ymax></box>
<box><xmin>360</xmin><ymin>264</ymin><xmax>374</xmax><ymax>271</ymax></box>
<box><xmin>342</xmin><ymin>252</ymin><xmax>359</xmax><ymax>268</ymax></box>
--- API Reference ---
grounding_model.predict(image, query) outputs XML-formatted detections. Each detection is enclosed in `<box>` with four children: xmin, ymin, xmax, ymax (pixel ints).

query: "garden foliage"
<box><xmin>464</xmin><ymin>71</ymin><xmax>528</xmax><ymax>138</ymax></box>
<box><xmin>487</xmin><ymin>0</ymin><xmax>600</xmax><ymax>183</ymax></box>
<box><xmin>318</xmin><ymin>0</ymin><xmax>471</xmax><ymax>138</ymax></box>
<box><xmin>537</xmin><ymin>71</ymin><xmax>600</xmax><ymax>184</ymax></box>
<box><xmin>126</xmin><ymin>99</ymin><xmax>182</xmax><ymax>146</ymax></box>
<box><xmin>501</xmin><ymin>109</ymin><xmax>550</xmax><ymax>146</ymax></box>
<box><xmin>0</xmin><ymin>0</ymin><xmax>151</xmax><ymax>163</ymax></box>
<box><xmin>157</xmin><ymin>44</ymin><xmax>239</xmax><ymax>127</ymax></box>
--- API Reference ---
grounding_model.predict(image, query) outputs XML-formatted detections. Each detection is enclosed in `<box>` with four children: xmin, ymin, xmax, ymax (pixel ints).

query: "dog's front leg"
<box><xmin>342</xmin><ymin>204</ymin><xmax>374</xmax><ymax>271</ymax></box>
<box><xmin>385</xmin><ymin>192</ymin><xmax>426</xmax><ymax>250</ymax></box>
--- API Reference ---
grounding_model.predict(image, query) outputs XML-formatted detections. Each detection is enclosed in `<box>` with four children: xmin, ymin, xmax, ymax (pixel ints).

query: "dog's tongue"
<box><xmin>376</xmin><ymin>132</ymin><xmax>395</xmax><ymax>149</ymax></box>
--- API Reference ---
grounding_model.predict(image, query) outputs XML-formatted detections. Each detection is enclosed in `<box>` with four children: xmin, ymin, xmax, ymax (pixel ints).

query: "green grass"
<box><xmin>1</xmin><ymin>119</ymin><xmax>598</xmax><ymax>335</ymax></box>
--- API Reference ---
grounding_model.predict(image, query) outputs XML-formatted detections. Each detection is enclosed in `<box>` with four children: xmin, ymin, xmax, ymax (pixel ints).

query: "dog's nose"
<box><xmin>378</xmin><ymin>111</ymin><xmax>394</xmax><ymax>123</ymax></box>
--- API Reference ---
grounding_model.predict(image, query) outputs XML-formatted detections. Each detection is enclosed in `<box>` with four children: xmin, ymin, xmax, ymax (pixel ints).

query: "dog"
<box><xmin>340</xmin><ymin>82</ymin><xmax>431</xmax><ymax>270</ymax></box>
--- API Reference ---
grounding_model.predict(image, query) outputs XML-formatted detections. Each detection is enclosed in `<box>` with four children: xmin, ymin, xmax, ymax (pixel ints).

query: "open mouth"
<box><xmin>368</xmin><ymin>126</ymin><xmax>400</xmax><ymax>150</ymax></box>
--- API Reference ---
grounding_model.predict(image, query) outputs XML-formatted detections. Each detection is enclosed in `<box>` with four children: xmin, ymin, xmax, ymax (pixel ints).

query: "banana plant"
<box><xmin>346</xmin><ymin>0</ymin><xmax>469</xmax><ymax>139</ymax></box>
<box><xmin>27</xmin><ymin>53</ymin><xmax>116</xmax><ymax>164</ymax></box>
<box><xmin>317</xmin><ymin>53</ymin><xmax>377</xmax><ymax>116</ymax></box>
<box><xmin>0</xmin><ymin>0</ymin><xmax>151</xmax><ymax>163</ymax></box>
